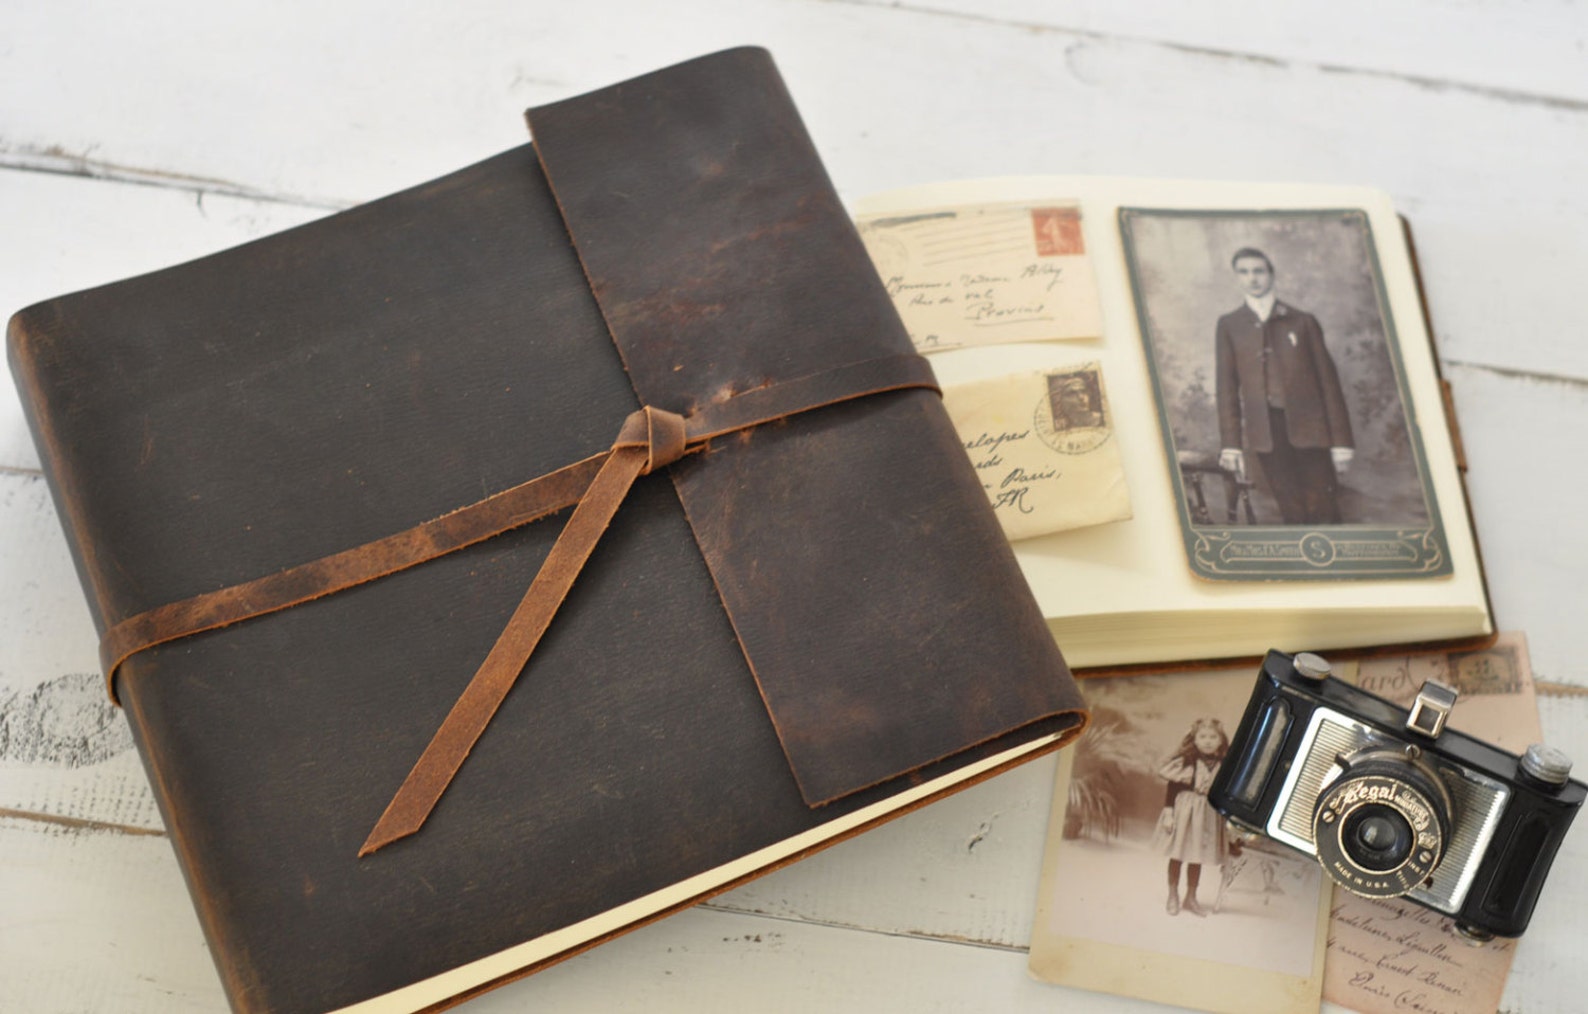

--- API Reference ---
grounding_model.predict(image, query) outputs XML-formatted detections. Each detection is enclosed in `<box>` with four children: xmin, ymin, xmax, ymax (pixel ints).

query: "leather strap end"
<box><xmin>359</xmin><ymin>442</ymin><xmax>650</xmax><ymax>856</ymax></box>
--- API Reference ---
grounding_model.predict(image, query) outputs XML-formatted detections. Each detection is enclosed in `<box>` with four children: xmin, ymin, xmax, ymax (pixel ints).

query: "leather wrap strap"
<box><xmin>100</xmin><ymin>353</ymin><xmax>935</xmax><ymax>704</ymax></box>
<box><xmin>358</xmin><ymin>354</ymin><xmax>936</xmax><ymax>854</ymax></box>
<box><xmin>97</xmin><ymin>352</ymin><xmax>939</xmax><ymax>852</ymax></box>
<box><xmin>98</xmin><ymin>453</ymin><xmax>608</xmax><ymax>703</ymax></box>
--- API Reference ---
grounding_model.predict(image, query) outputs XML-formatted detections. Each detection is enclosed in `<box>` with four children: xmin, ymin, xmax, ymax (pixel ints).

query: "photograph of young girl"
<box><xmin>1155</xmin><ymin>716</ymin><xmax>1229</xmax><ymax>917</ymax></box>
<box><xmin>1029</xmin><ymin>667</ymin><xmax>1332</xmax><ymax>1014</ymax></box>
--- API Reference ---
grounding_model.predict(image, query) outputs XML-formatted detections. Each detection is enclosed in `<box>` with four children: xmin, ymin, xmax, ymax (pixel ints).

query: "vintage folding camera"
<box><xmin>1210</xmin><ymin>649</ymin><xmax>1585</xmax><ymax>939</ymax></box>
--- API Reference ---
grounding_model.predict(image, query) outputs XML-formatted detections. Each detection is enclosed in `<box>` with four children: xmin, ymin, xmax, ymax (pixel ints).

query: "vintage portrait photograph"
<box><xmin>1119</xmin><ymin>209</ymin><xmax>1452</xmax><ymax>579</ymax></box>
<box><xmin>1030</xmin><ymin>668</ymin><xmax>1330</xmax><ymax>1014</ymax></box>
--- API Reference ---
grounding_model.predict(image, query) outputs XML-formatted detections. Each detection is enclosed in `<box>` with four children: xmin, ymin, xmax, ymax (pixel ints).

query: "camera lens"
<box><xmin>1342</xmin><ymin>804</ymin><xmax>1414</xmax><ymax>872</ymax></box>
<box><xmin>1311</xmin><ymin>746</ymin><xmax>1452</xmax><ymax>898</ymax></box>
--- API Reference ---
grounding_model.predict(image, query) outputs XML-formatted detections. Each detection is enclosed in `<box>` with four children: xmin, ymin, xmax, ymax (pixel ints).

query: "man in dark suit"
<box><xmin>1215</xmin><ymin>248</ymin><xmax>1353</xmax><ymax>524</ymax></box>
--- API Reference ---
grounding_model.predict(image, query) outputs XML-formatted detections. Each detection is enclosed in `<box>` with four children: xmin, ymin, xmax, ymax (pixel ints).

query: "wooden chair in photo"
<box><xmin>1214</xmin><ymin>834</ymin><xmax>1289</xmax><ymax>913</ymax></box>
<box><xmin>1177</xmin><ymin>449</ymin><xmax>1256</xmax><ymax>526</ymax></box>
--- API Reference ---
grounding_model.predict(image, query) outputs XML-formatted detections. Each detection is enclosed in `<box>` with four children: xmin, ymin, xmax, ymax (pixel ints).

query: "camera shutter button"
<box><xmin>1294</xmin><ymin>652</ymin><xmax>1332</xmax><ymax>680</ymax></box>
<box><xmin>1520</xmin><ymin>744</ymin><xmax>1572</xmax><ymax>787</ymax></box>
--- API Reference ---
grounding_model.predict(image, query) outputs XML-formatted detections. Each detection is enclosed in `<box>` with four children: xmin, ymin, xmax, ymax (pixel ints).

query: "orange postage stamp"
<box><xmin>1032</xmin><ymin>207</ymin><xmax>1085</xmax><ymax>256</ymax></box>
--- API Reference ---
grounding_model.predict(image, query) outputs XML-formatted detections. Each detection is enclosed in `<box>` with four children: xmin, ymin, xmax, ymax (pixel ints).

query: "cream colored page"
<box><xmin>943</xmin><ymin>364</ymin><xmax>1131</xmax><ymax>540</ymax></box>
<box><xmin>1323</xmin><ymin>636</ymin><xmax>1538</xmax><ymax>1014</ymax></box>
<box><xmin>852</xmin><ymin>178</ymin><xmax>1486</xmax><ymax>659</ymax></box>
<box><xmin>855</xmin><ymin>202</ymin><xmax>1102</xmax><ymax>350</ymax></box>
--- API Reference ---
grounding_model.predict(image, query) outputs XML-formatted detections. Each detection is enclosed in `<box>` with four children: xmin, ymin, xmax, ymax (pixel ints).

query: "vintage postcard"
<box><xmin>942</xmin><ymin>363</ymin><xmax>1131</xmax><ymax>541</ymax></box>
<box><xmin>1119</xmin><ymin>208</ymin><xmax>1452</xmax><ymax>580</ymax></box>
<box><xmin>1030</xmin><ymin>667</ymin><xmax>1331</xmax><ymax>1014</ymax></box>
<box><xmin>1324</xmin><ymin>635</ymin><xmax>1540</xmax><ymax>1014</ymax></box>
<box><xmin>856</xmin><ymin>201</ymin><xmax>1103</xmax><ymax>351</ymax></box>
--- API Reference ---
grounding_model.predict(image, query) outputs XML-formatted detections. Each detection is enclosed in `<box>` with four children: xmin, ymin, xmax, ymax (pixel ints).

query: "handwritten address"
<box><xmin>1327</xmin><ymin>898</ymin><xmax>1512</xmax><ymax>1014</ymax></box>
<box><xmin>1324</xmin><ymin>637</ymin><xmax>1537</xmax><ymax>1014</ymax></box>
<box><xmin>858</xmin><ymin>201</ymin><xmax>1103</xmax><ymax>351</ymax></box>
<box><xmin>942</xmin><ymin>366</ymin><xmax>1130</xmax><ymax>541</ymax></box>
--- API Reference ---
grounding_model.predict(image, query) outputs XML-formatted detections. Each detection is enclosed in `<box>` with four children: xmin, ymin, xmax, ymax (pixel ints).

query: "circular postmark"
<box><xmin>1034</xmin><ymin>369</ymin><xmax>1110</xmax><ymax>455</ymax></box>
<box><xmin>1446</xmin><ymin>647</ymin><xmax>1521</xmax><ymax>695</ymax></box>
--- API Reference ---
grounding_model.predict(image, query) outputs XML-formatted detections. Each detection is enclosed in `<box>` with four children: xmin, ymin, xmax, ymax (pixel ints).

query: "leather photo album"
<box><xmin>7</xmin><ymin>48</ymin><xmax>1086</xmax><ymax>1013</ymax></box>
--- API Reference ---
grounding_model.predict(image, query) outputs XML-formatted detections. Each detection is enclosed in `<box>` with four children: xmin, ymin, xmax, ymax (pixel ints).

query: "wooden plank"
<box><xmin>1500</xmin><ymin>692</ymin><xmax>1588</xmax><ymax>1013</ymax></box>
<box><xmin>0</xmin><ymin>816</ymin><xmax>219</xmax><ymax>1013</ymax></box>
<box><xmin>0</xmin><ymin>2</ymin><xmax>1584</xmax><ymax>380</ymax></box>
<box><xmin>0</xmin><ymin>169</ymin><xmax>326</xmax><ymax>472</ymax></box>
<box><xmin>1446</xmin><ymin>363</ymin><xmax>1588</xmax><ymax>685</ymax></box>
<box><xmin>6</xmin><ymin>0</ymin><xmax>1583</xmax><ymax>209</ymax></box>
<box><xmin>4</xmin><ymin>9</ymin><xmax>1587</xmax><ymax>378</ymax></box>
<box><xmin>0</xmin><ymin>471</ymin><xmax>161</xmax><ymax>830</ymax></box>
<box><xmin>0</xmin><ymin>810</ymin><xmax>1174</xmax><ymax>1014</ymax></box>
<box><xmin>475</xmin><ymin>903</ymin><xmax>1161</xmax><ymax>1013</ymax></box>
<box><xmin>858</xmin><ymin>0</ymin><xmax>1588</xmax><ymax>106</ymax></box>
<box><xmin>706</xmin><ymin>750</ymin><xmax>1058</xmax><ymax>949</ymax></box>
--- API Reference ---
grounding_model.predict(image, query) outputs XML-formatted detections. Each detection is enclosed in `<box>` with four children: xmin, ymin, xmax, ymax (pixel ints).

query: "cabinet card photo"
<box><xmin>1030</xmin><ymin>667</ymin><xmax>1331</xmax><ymax>1014</ymax></box>
<box><xmin>1119</xmin><ymin>208</ymin><xmax>1452</xmax><ymax>580</ymax></box>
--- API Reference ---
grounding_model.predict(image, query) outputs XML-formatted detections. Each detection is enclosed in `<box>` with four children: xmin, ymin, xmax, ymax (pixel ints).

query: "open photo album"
<box><xmin>854</xmin><ymin>177</ymin><xmax>1493</xmax><ymax>669</ymax></box>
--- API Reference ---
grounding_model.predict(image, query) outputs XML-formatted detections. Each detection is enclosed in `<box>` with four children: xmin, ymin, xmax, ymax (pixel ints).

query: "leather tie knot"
<box><xmin>93</xmin><ymin>352</ymin><xmax>939</xmax><ymax>856</ymax></box>
<box><xmin>616</xmin><ymin>405</ymin><xmax>689</xmax><ymax>474</ymax></box>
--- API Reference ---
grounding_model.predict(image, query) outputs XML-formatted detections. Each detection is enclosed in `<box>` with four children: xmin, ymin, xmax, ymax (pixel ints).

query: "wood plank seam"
<box><xmin>1536</xmin><ymin>681</ymin><xmax>1588</xmax><ymax>698</ymax></box>
<box><xmin>0</xmin><ymin>806</ymin><xmax>166</xmax><ymax>837</ymax></box>
<box><xmin>827</xmin><ymin>0</ymin><xmax>1588</xmax><ymax>113</ymax></box>
<box><xmin>697</xmin><ymin>900</ymin><xmax>1029</xmax><ymax>953</ymax></box>
<box><xmin>1446</xmin><ymin>358</ymin><xmax>1588</xmax><ymax>393</ymax></box>
<box><xmin>0</xmin><ymin>146</ymin><xmax>351</xmax><ymax>212</ymax></box>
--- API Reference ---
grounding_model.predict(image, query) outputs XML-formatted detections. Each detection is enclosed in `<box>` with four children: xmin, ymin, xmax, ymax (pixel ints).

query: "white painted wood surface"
<box><xmin>2</xmin><ymin>3</ymin><xmax>1585</xmax><ymax>1012</ymax></box>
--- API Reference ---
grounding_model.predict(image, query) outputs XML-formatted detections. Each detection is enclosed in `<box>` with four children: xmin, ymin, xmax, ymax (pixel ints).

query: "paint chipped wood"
<box><xmin>2</xmin><ymin>2</ymin><xmax>1586</xmax><ymax>1012</ymax></box>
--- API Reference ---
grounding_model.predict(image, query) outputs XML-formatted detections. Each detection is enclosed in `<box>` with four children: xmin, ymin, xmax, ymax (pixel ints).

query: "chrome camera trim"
<box><xmin>1264</xmin><ymin>705</ymin><xmax>1511</xmax><ymax>913</ymax></box>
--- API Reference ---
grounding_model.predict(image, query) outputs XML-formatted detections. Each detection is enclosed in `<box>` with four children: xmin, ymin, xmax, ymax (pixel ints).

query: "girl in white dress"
<box><xmin>1154</xmin><ymin>717</ymin><xmax>1230</xmax><ymax>916</ymax></box>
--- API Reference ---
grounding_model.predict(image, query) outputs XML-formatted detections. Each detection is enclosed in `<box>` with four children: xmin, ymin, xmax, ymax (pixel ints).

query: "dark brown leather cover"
<box><xmin>8</xmin><ymin>48</ymin><xmax>1084</xmax><ymax>1014</ymax></box>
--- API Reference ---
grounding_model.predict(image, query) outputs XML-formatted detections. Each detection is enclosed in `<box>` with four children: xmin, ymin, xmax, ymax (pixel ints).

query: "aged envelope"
<box><xmin>943</xmin><ymin>363</ymin><xmax>1131</xmax><ymax>541</ymax></box>
<box><xmin>1029</xmin><ymin>667</ymin><xmax>1332</xmax><ymax>1014</ymax></box>
<box><xmin>856</xmin><ymin>201</ymin><xmax>1103</xmax><ymax>351</ymax></box>
<box><xmin>1325</xmin><ymin>635</ymin><xmax>1540</xmax><ymax>1014</ymax></box>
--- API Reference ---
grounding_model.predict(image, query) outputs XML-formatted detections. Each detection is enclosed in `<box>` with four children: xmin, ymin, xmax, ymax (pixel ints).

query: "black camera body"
<box><xmin>1210</xmin><ymin>649</ymin><xmax>1585</xmax><ymax>939</ymax></box>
